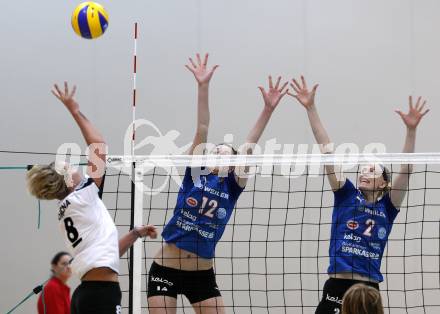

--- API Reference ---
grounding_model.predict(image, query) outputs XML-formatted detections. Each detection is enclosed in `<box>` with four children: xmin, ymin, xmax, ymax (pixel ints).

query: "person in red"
<box><xmin>35</xmin><ymin>226</ymin><xmax>156</xmax><ymax>313</ymax></box>
<box><xmin>38</xmin><ymin>251</ymin><xmax>72</xmax><ymax>314</ymax></box>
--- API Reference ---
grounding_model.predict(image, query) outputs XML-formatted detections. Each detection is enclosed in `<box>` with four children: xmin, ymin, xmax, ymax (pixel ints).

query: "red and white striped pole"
<box><xmin>131</xmin><ymin>22</ymin><xmax>138</xmax><ymax>157</ymax></box>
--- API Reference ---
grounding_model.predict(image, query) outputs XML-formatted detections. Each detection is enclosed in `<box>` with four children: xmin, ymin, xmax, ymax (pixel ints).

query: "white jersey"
<box><xmin>58</xmin><ymin>176</ymin><xmax>119</xmax><ymax>279</ymax></box>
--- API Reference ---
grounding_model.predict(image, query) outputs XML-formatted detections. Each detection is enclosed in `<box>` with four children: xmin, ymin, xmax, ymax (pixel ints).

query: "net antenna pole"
<box><xmin>131</xmin><ymin>22</ymin><xmax>137</xmax><ymax>158</ymax></box>
<box><xmin>129</xmin><ymin>22</ymin><xmax>143</xmax><ymax>314</ymax></box>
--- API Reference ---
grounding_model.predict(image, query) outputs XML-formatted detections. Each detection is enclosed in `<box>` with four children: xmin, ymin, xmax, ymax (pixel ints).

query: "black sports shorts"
<box><xmin>71</xmin><ymin>281</ymin><xmax>122</xmax><ymax>314</ymax></box>
<box><xmin>147</xmin><ymin>261</ymin><xmax>221</xmax><ymax>304</ymax></box>
<box><xmin>315</xmin><ymin>278</ymin><xmax>379</xmax><ymax>314</ymax></box>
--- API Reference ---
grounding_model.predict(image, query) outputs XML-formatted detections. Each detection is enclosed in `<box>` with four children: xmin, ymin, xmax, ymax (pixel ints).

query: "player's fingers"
<box><xmin>395</xmin><ymin>110</ymin><xmax>405</xmax><ymax>119</ymax></box>
<box><xmin>275</xmin><ymin>76</ymin><xmax>282</xmax><ymax>89</ymax></box>
<box><xmin>286</xmin><ymin>91</ymin><xmax>296</xmax><ymax>98</ymax></box>
<box><xmin>189</xmin><ymin>57</ymin><xmax>197</xmax><ymax>68</ymax></box>
<box><xmin>290</xmin><ymin>83</ymin><xmax>300</xmax><ymax>94</ymax></box>
<box><xmin>54</xmin><ymin>84</ymin><xmax>62</xmax><ymax>96</ymax></box>
<box><xmin>419</xmin><ymin>100</ymin><xmax>427</xmax><ymax>112</ymax></box>
<box><xmin>70</xmin><ymin>85</ymin><xmax>77</xmax><ymax>98</ymax></box>
<box><xmin>268</xmin><ymin>76</ymin><xmax>273</xmax><ymax>89</ymax></box>
<box><xmin>279</xmin><ymin>81</ymin><xmax>288</xmax><ymax>93</ymax></box>
<box><xmin>421</xmin><ymin>109</ymin><xmax>430</xmax><ymax>117</ymax></box>
<box><xmin>51</xmin><ymin>90</ymin><xmax>61</xmax><ymax>100</ymax></box>
<box><xmin>185</xmin><ymin>64</ymin><xmax>195</xmax><ymax>73</ymax></box>
<box><xmin>415</xmin><ymin>96</ymin><xmax>422</xmax><ymax>110</ymax></box>
<box><xmin>291</xmin><ymin>78</ymin><xmax>301</xmax><ymax>91</ymax></box>
<box><xmin>301</xmin><ymin>75</ymin><xmax>307</xmax><ymax>89</ymax></box>
<box><xmin>211</xmin><ymin>65</ymin><xmax>219</xmax><ymax>73</ymax></box>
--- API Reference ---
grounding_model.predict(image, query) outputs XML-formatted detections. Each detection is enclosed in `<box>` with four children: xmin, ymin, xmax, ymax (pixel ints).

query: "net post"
<box><xmin>129</xmin><ymin>161</ymin><xmax>143</xmax><ymax>314</ymax></box>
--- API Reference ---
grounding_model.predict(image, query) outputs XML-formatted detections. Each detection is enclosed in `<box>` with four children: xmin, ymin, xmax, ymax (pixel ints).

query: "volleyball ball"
<box><xmin>71</xmin><ymin>2</ymin><xmax>109</xmax><ymax>39</ymax></box>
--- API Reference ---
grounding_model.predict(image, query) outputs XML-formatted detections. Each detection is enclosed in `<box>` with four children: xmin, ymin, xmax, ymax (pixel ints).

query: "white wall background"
<box><xmin>1</xmin><ymin>0</ymin><xmax>440</xmax><ymax>313</ymax></box>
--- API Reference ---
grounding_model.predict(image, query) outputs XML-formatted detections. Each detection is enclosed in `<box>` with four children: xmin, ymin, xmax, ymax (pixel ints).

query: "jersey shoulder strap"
<box><xmin>75</xmin><ymin>172</ymin><xmax>106</xmax><ymax>200</ymax></box>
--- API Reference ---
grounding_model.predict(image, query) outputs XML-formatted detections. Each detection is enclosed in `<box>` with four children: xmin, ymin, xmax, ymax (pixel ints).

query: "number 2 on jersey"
<box><xmin>363</xmin><ymin>219</ymin><xmax>375</xmax><ymax>237</ymax></box>
<box><xmin>64</xmin><ymin>217</ymin><xmax>83</xmax><ymax>248</ymax></box>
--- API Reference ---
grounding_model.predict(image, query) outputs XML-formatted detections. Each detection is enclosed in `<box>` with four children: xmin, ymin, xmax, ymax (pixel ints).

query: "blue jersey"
<box><xmin>162</xmin><ymin>167</ymin><xmax>244</xmax><ymax>259</ymax></box>
<box><xmin>327</xmin><ymin>179</ymin><xmax>399</xmax><ymax>282</ymax></box>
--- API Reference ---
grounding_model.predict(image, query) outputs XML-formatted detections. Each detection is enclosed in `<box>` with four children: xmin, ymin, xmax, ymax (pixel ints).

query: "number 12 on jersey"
<box><xmin>199</xmin><ymin>196</ymin><xmax>218</xmax><ymax>218</ymax></box>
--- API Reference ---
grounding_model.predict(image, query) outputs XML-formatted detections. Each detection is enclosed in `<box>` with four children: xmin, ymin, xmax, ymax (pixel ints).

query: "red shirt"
<box><xmin>37</xmin><ymin>277</ymin><xmax>70</xmax><ymax>314</ymax></box>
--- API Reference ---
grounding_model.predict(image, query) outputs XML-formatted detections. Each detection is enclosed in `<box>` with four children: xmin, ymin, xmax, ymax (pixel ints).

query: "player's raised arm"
<box><xmin>288</xmin><ymin>76</ymin><xmax>345</xmax><ymax>191</ymax></box>
<box><xmin>391</xmin><ymin>96</ymin><xmax>429</xmax><ymax>207</ymax></box>
<box><xmin>185</xmin><ymin>53</ymin><xmax>219</xmax><ymax>155</ymax></box>
<box><xmin>51</xmin><ymin>82</ymin><xmax>106</xmax><ymax>188</ymax></box>
<box><xmin>235</xmin><ymin>76</ymin><xmax>288</xmax><ymax>187</ymax></box>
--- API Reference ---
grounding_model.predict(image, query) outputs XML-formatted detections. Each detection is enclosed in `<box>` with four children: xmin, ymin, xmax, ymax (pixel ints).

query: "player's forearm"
<box><xmin>306</xmin><ymin>105</ymin><xmax>332</xmax><ymax>146</ymax></box>
<box><xmin>306</xmin><ymin>105</ymin><xmax>343</xmax><ymax>187</ymax></box>
<box><xmin>400</xmin><ymin>127</ymin><xmax>416</xmax><ymax>173</ymax></box>
<box><xmin>189</xmin><ymin>84</ymin><xmax>210</xmax><ymax>154</ymax></box>
<box><xmin>70</xmin><ymin>110</ymin><xmax>106</xmax><ymax>146</ymax></box>
<box><xmin>118</xmin><ymin>229</ymin><xmax>140</xmax><ymax>257</ymax></box>
<box><xmin>196</xmin><ymin>84</ymin><xmax>210</xmax><ymax>132</ymax></box>
<box><xmin>244</xmin><ymin>107</ymin><xmax>273</xmax><ymax>154</ymax></box>
<box><xmin>402</xmin><ymin>128</ymin><xmax>416</xmax><ymax>154</ymax></box>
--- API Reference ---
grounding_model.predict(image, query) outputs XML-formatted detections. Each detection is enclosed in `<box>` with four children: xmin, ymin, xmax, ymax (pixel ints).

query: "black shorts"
<box><xmin>71</xmin><ymin>281</ymin><xmax>122</xmax><ymax>314</ymax></box>
<box><xmin>315</xmin><ymin>278</ymin><xmax>379</xmax><ymax>314</ymax></box>
<box><xmin>147</xmin><ymin>261</ymin><xmax>221</xmax><ymax>304</ymax></box>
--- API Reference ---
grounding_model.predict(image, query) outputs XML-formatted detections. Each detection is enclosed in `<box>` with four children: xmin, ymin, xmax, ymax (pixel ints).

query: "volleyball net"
<box><xmin>2</xmin><ymin>152</ymin><xmax>440</xmax><ymax>314</ymax></box>
<box><xmin>102</xmin><ymin>153</ymin><xmax>440</xmax><ymax>314</ymax></box>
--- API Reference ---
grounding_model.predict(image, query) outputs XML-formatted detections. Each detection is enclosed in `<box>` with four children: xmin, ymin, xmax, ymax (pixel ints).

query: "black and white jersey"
<box><xmin>58</xmin><ymin>176</ymin><xmax>119</xmax><ymax>279</ymax></box>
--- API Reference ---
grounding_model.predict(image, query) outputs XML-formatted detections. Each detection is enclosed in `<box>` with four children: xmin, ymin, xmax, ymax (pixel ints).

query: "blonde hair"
<box><xmin>27</xmin><ymin>163</ymin><xmax>69</xmax><ymax>200</ymax></box>
<box><xmin>342</xmin><ymin>284</ymin><xmax>384</xmax><ymax>314</ymax></box>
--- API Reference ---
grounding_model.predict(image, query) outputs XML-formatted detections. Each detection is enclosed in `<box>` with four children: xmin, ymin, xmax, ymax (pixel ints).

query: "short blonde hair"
<box><xmin>342</xmin><ymin>283</ymin><xmax>384</xmax><ymax>314</ymax></box>
<box><xmin>27</xmin><ymin>163</ymin><xmax>69</xmax><ymax>200</ymax></box>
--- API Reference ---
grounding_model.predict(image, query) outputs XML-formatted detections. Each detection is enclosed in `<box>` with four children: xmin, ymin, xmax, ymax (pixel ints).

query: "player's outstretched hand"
<box><xmin>258</xmin><ymin>75</ymin><xmax>289</xmax><ymax>112</ymax></box>
<box><xmin>52</xmin><ymin>82</ymin><xmax>79</xmax><ymax>113</ymax></box>
<box><xmin>288</xmin><ymin>75</ymin><xmax>319</xmax><ymax>110</ymax></box>
<box><xmin>395</xmin><ymin>96</ymin><xmax>430</xmax><ymax>130</ymax></box>
<box><xmin>185</xmin><ymin>53</ymin><xmax>219</xmax><ymax>86</ymax></box>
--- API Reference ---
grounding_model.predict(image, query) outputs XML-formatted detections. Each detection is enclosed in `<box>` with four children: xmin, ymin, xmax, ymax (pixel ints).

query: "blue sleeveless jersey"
<box><xmin>327</xmin><ymin>179</ymin><xmax>399</xmax><ymax>282</ymax></box>
<box><xmin>162</xmin><ymin>167</ymin><xmax>244</xmax><ymax>259</ymax></box>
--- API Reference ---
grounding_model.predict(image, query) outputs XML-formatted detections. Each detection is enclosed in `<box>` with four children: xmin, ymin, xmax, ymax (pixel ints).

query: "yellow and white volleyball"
<box><xmin>71</xmin><ymin>2</ymin><xmax>109</xmax><ymax>39</ymax></box>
